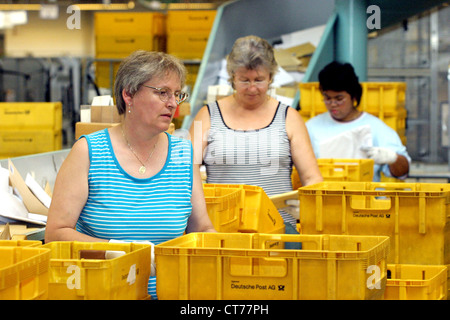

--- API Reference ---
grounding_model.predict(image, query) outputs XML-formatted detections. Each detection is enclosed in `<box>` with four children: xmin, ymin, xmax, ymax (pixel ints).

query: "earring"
<box><xmin>128</xmin><ymin>103</ymin><xmax>131</xmax><ymax>113</ymax></box>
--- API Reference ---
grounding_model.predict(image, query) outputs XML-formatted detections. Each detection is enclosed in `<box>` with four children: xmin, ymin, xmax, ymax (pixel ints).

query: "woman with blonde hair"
<box><xmin>190</xmin><ymin>35</ymin><xmax>322</xmax><ymax>231</ymax></box>
<box><xmin>46</xmin><ymin>50</ymin><xmax>215</xmax><ymax>298</ymax></box>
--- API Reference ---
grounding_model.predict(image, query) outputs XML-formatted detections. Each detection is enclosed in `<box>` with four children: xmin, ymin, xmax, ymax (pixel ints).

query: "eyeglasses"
<box><xmin>235</xmin><ymin>79</ymin><xmax>268</xmax><ymax>88</ymax></box>
<box><xmin>323</xmin><ymin>97</ymin><xmax>347</xmax><ymax>106</ymax></box>
<box><xmin>143</xmin><ymin>85</ymin><xmax>189</xmax><ymax>104</ymax></box>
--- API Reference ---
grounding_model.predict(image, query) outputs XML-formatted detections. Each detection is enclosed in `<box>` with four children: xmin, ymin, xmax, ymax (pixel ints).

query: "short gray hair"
<box><xmin>226</xmin><ymin>35</ymin><xmax>278</xmax><ymax>89</ymax></box>
<box><xmin>114</xmin><ymin>50</ymin><xmax>187</xmax><ymax>115</ymax></box>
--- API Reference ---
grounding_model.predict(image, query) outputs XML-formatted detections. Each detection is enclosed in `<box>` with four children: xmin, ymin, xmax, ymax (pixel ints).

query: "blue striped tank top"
<box><xmin>77</xmin><ymin>129</ymin><xmax>193</xmax><ymax>298</ymax></box>
<box><xmin>204</xmin><ymin>101</ymin><xmax>295</xmax><ymax>226</ymax></box>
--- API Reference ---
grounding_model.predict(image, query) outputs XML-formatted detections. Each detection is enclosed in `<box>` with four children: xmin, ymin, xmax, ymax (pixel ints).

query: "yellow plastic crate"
<box><xmin>95</xmin><ymin>35</ymin><xmax>156</xmax><ymax>56</ymax></box>
<box><xmin>292</xmin><ymin>158</ymin><xmax>374</xmax><ymax>189</ymax></box>
<box><xmin>167</xmin><ymin>30</ymin><xmax>210</xmax><ymax>60</ymax></box>
<box><xmin>155</xmin><ymin>233</ymin><xmax>390</xmax><ymax>300</ymax></box>
<box><xmin>0</xmin><ymin>102</ymin><xmax>62</xmax><ymax>131</ymax></box>
<box><xmin>166</xmin><ymin>10</ymin><xmax>216</xmax><ymax>32</ymax></box>
<box><xmin>0</xmin><ymin>246</ymin><xmax>51</xmax><ymax>300</ymax></box>
<box><xmin>299</xmin><ymin>182</ymin><xmax>450</xmax><ymax>265</ymax></box>
<box><xmin>185</xmin><ymin>63</ymin><xmax>200</xmax><ymax>88</ymax></box>
<box><xmin>204</xmin><ymin>183</ymin><xmax>285</xmax><ymax>234</ymax></box>
<box><xmin>94</xmin><ymin>60</ymin><xmax>121</xmax><ymax>89</ymax></box>
<box><xmin>375</xmin><ymin>108</ymin><xmax>407</xmax><ymax>132</ymax></box>
<box><xmin>299</xmin><ymin>82</ymin><xmax>327</xmax><ymax>115</ymax></box>
<box><xmin>361</xmin><ymin>82</ymin><xmax>407</xmax><ymax>114</ymax></box>
<box><xmin>42</xmin><ymin>241</ymin><xmax>151</xmax><ymax>300</ymax></box>
<box><xmin>300</xmin><ymin>109</ymin><xmax>406</xmax><ymax>138</ymax></box>
<box><xmin>0</xmin><ymin>128</ymin><xmax>62</xmax><ymax>158</ymax></box>
<box><xmin>0</xmin><ymin>240</ymin><xmax>42</xmax><ymax>247</ymax></box>
<box><xmin>203</xmin><ymin>186</ymin><xmax>242</xmax><ymax>232</ymax></box>
<box><xmin>95</xmin><ymin>12</ymin><xmax>166</xmax><ymax>36</ymax></box>
<box><xmin>299</xmin><ymin>82</ymin><xmax>406</xmax><ymax>115</ymax></box>
<box><xmin>385</xmin><ymin>264</ymin><xmax>448</xmax><ymax>300</ymax></box>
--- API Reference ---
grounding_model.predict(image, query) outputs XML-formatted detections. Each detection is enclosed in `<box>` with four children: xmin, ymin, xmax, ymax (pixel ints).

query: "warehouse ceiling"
<box><xmin>0</xmin><ymin>0</ymin><xmax>229</xmax><ymax>11</ymax></box>
<box><xmin>0</xmin><ymin>0</ymin><xmax>229</xmax><ymax>6</ymax></box>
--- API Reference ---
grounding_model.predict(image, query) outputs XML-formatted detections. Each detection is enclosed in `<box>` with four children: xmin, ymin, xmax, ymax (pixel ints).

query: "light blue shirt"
<box><xmin>306</xmin><ymin>112</ymin><xmax>411</xmax><ymax>181</ymax></box>
<box><xmin>77</xmin><ymin>129</ymin><xmax>193</xmax><ymax>298</ymax></box>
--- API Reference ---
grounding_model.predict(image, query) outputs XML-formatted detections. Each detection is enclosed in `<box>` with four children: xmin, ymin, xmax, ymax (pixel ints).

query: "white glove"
<box><xmin>284</xmin><ymin>199</ymin><xmax>300</xmax><ymax>221</ymax></box>
<box><xmin>109</xmin><ymin>239</ymin><xmax>156</xmax><ymax>277</ymax></box>
<box><xmin>361</xmin><ymin>146</ymin><xmax>397</xmax><ymax>165</ymax></box>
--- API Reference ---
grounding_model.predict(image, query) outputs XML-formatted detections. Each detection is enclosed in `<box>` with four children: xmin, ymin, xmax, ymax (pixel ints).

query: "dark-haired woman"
<box><xmin>306</xmin><ymin>61</ymin><xmax>410</xmax><ymax>181</ymax></box>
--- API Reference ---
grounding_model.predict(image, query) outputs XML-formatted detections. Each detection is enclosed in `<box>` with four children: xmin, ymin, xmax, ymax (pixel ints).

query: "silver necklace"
<box><xmin>121</xmin><ymin>125</ymin><xmax>158</xmax><ymax>175</ymax></box>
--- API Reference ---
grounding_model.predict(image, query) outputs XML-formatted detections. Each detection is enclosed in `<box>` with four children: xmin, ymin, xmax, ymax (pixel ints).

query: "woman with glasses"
<box><xmin>306</xmin><ymin>61</ymin><xmax>410</xmax><ymax>181</ymax></box>
<box><xmin>45</xmin><ymin>50</ymin><xmax>215</xmax><ymax>299</ymax></box>
<box><xmin>189</xmin><ymin>35</ymin><xmax>323</xmax><ymax>232</ymax></box>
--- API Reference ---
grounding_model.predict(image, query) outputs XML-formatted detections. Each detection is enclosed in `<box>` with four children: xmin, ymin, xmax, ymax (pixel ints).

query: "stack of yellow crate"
<box><xmin>0</xmin><ymin>102</ymin><xmax>62</xmax><ymax>159</ymax></box>
<box><xmin>94</xmin><ymin>12</ymin><xmax>166</xmax><ymax>88</ymax></box>
<box><xmin>166</xmin><ymin>10</ymin><xmax>216</xmax><ymax>60</ymax></box>
<box><xmin>291</xmin><ymin>158</ymin><xmax>374</xmax><ymax>190</ymax></box>
<box><xmin>299</xmin><ymin>82</ymin><xmax>408</xmax><ymax>145</ymax></box>
<box><xmin>298</xmin><ymin>181</ymin><xmax>449</xmax><ymax>300</ymax></box>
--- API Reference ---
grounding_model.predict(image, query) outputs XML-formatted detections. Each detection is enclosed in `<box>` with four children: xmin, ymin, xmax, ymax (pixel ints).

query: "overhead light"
<box><xmin>0</xmin><ymin>11</ymin><xmax>28</xmax><ymax>29</ymax></box>
<box><xmin>40</xmin><ymin>4</ymin><xmax>59</xmax><ymax>19</ymax></box>
<box><xmin>9</xmin><ymin>11</ymin><xmax>28</xmax><ymax>25</ymax></box>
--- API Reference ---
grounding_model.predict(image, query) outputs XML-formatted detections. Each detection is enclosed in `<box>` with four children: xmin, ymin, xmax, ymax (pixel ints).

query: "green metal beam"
<box><xmin>335</xmin><ymin>0</ymin><xmax>368</xmax><ymax>81</ymax></box>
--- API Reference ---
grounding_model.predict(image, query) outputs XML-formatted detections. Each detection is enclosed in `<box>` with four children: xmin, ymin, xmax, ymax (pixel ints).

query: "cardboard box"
<box><xmin>75</xmin><ymin>122</ymin><xmax>119</xmax><ymax>140</ymax></box>
<box><xmin>274</xmin><ymin>42</ymin><xmax>315</xmax><ymax>72</ymax></box>
<box><xmin>90</xmin><ymin>105</ymin><xmax>122</xmax><ymax>123</ymax></box>
<box><xmin>75</xmin><ymin>122</ymin><xmax>176</xmax><ymax>139</ymax></box>
<box><xmin>8</xmin><ymin>159</ymin><xmax>48</xmax><ymax>216</ymax></box>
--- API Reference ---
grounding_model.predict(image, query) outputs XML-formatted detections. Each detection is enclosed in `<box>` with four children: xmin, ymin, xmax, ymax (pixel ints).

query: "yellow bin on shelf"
<box><xmin>298</xmin><ymin>82</ymin><xmax>406</xmax><ymax>115</ymax></box>
<box><xmin>292</xmin><ymin>158</ymin><xmax>374</xmax><ymax>189</ymax></box>
<box><xmin>0</xmin><ymin>102</ymin><xmax>62</xmax><ymax>131</ymax></box>
<box><xmin>155</xmin><ymin>232</ymin><xmax>390</xmax><ymax>300</ymax></box>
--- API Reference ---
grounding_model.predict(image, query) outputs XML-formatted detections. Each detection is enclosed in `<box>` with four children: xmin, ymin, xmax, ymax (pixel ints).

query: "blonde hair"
<box><xmin>226</xmin><ymin>35</ymin><xmax>278</xmax><ymax>89</ymax></box>
<box><xmin>114</xmin><ymin>50</ymin><xmax>187</xmax><ymax>115</ymax></box>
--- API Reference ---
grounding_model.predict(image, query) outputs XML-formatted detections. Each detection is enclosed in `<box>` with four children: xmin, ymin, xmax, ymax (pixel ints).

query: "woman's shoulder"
<box><xmin>81</xmin><ymin>128</ymin><xmax>108</xmax><ymax>141</ymax></box>
<box><xmin>305</xmin><ymin>112</ymin><xmax>330</xmax><ymax>125</ymax></box>
<box><xmin>168</xmin><ymin>134</ymin><xmax>193</xmax><ymax>164</ymax></box>
<box><xmin>360</xmin><ymin>112</ymin><xmax>394</xmax><ymax>129</ymax></box>
<box><xmin>169</xmin><ymin>133</ymin><xmax>192</xmax><ymax>148</ymax></box>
